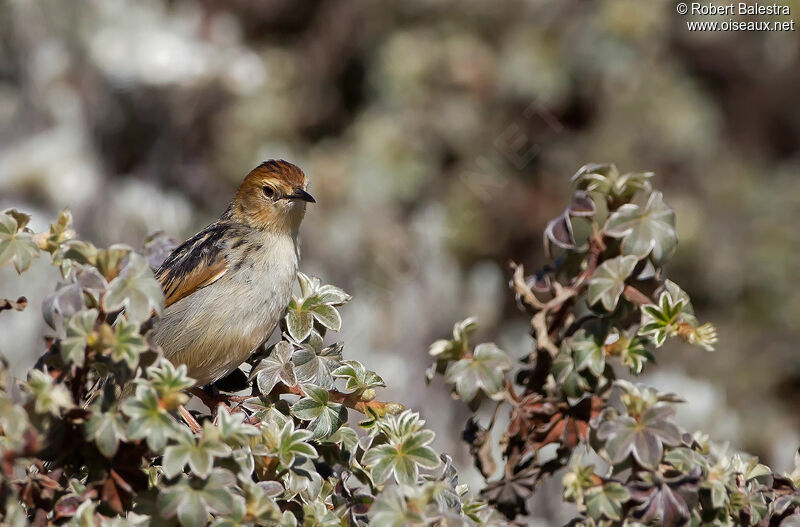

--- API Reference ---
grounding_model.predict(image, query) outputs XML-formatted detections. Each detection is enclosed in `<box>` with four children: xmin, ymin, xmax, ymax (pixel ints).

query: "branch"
<box><xmin>272</xmin><ymin>383</ymin><xmax>401</xmax><ymax>417</ymax></box>
<box><xmin>510</xmin><ymin>262</ymin><xmax>545</xmax><ymax>309</ymax></box>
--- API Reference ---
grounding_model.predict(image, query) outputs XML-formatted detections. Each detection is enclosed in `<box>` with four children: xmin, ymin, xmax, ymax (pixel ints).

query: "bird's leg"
<box><xmin>178</xmin><ymin>405</ymin><xmax>201</xmax><ymax>434</ymax></box>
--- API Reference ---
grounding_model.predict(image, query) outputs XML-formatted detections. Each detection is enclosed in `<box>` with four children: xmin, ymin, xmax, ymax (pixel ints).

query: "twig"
<box><xmin>271</xmin><ymin>383</ymin><xmax>398</xmax><ymax>416</ymax></box>
<box><xmin>623</xmin><ymin>285</ymin><xmax>654</xmax><ymax>306</ymax></box>
<box><xmin>510</xmin><ymin>263</ymin><xmax>545</xmax><ymax>309</ymax></box>
<box><xmin>487</xmin><ymin>400</ymin><xmax>505</xmax><ymax>431</ymax></box>
<box><xmin>0</xmin><ymin>296</ymin><xmax>27</xmax><ymax>313</ymax></box>
<box><xmin>573</xmin><ymin>234</ymin><xmax>606</xmax><ymax>289</ymax></box>
<box><xmin>178</xmin><ymin>405</ymin><xmax>201</xmax><ymax>433</ymax></box>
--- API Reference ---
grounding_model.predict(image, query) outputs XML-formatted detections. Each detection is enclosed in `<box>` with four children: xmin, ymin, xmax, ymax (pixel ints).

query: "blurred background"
<box><xmin>1</xmin><ymin>0</ymin><xmax>799</xmax><ymax>522</ymax></box>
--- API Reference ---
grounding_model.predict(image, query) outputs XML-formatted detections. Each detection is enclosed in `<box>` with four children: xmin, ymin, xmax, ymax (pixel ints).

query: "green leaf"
<box><xmin>444</xmin><ymin>343</ymin><xmax>511</xmax><ymax>402</ymax></box>
<box><xmin>106</xmin><ymin>318</ymin><xmax>149</xmax><ymax>369</ymax></box>
<box><xmin>706</xmin><ymin>478</ymin><xmax>728</xmax><ymax>509</ymax></box>
<box><xmin>158</xmin><ymin>469</ymin><xmax>235</xmax><ymax>527</ymax></box>
<box><xmin>55</xmin><ymin>239</ymin><xmax>98</xmax><ymax>268</ymax></box>
<box><xmin>292</xmin><ymin>384</ymin><xmax>347</xmax><ymax>439</ymax></box>
<box><xmin>324</xmin><ymin>425</ymin><xmax>359</xmax><ymax>455</ymax></box>
<box><xmin>214</xmin><ymin>406</ymin><xmax>259</xmax><ymax>447</ymax></box>
<box><xmin>276</xmin><ymin>511</ymin><xmax>298</xmax><ymax>527</ymax></box>
<box><xmin>654</xmin><ymin>281</ymin><xmax>715</xmax><ymax>347</ymax></box>
<box><xmin>23</xmin><ymin>370</ymin><xmax>73</xmax><ymax>416</ymax></box>
<box><xmin>587</xmin><ymin>255</ymin><xmax>638</xmax><ymax>311</ymax></box>
<box><xmin>363</xmin><ymin>433</ymin><xmax>439</xmax><ymax>485</ymax></box>
<box><xmin>60</xmin><ymin>309</ymin><xmax>98</xmax><ymax>366</ymax></box>
<box><xmin>568</xmin><ymin>330</ymin><xmax>606</xmax><ymax>377</ymax></box>
<box><xmin>103</xmin><ymin>253</ymin><xmax>164</xmax><ymax>322</ymax></box>
<box><xmin>258</xmin><ymin>420</ymin><xmax>317</xmax><ymax>467</ymax></box>
<box><xmin>370</xmin><ymin>486</ymin><xmax>426</xmax><ymax>527</ymax></box>
<box><xmin>332</xmin><ymin>360</ymin><xmax>386</xmax><ymax>393</ymax></box>
<box><xmin>84</xmin><ymin>406</ymin><xmax>127</xmax><ymax>458</ymax></box>
<box><xmin>236</xmin><ymin>482</ymin><xmax>281</xmax><ymax>524</ymax></box>
<box><xmin>784</xmin><ymin>451</ymin><xmax>800</xmax><ymax>489</ymax></box>
<box><xmin>70</xmin><ymin>501</ymin><xmax>98</xmax><ymax>527</ymax></box>
<box><xmin>315</xmin><ymin>284</ymin><xmax>351</xmax><ymax>305</ymax></box>
<box><xmin>607</xmin><ymin>330</ymin><xmax>653</xmax><ymax>374</ymax></box>
<box><xmin>401</xmin><ymin>429</ymin><xmax>440</xmax><ymax>468</ymax></box>
<box><xmin>585</xmin><ymin>482</ymin><xmax>630</xmax><ymax>521</ymax></box>
<box><xmin>163</xmin><ymin>424</ymin><xmax>231</xmax><ymax>478</ymax></box>
<box><xmin>661</xmin><ymin>280</ymin><xmax>694</xmax><ymax>315</ymax></box>
<box><xmin>605</xmin><ymin>191</ymin><xmax>677</xmax><ymax>263</ymax></box>
<box><xmin>551</xmin><ymin>352</ymin><xmax>589</xmax><ymax>399</ymax></box>
<box><xmin>428</xmin><ymin>317</ymin><xmax>478</xmax><ymax>361</ymax></box>
<box><xmin>286</xmin><ymin>273</ymin><xmax>350</xmax><ymax>341</ymax></box>
<box><xmin>572</xmin><ymin>164</ymin><xmax>653</xmax><ymax>202</ymax></box>
<box><xmin>38</xmin><ymin>208</ymin><xmax>75</xmax><ymax>254</ymax></box>
<box><xmin>147</xmin><ymin>359</ymin><xmax>195</xmax><ymax>397</ymax></box>
<box><xmin>664</xmin><ymin>447</ymin><xmax>708</xmax><ymax>474</ymax></box>
<box><xmin>363</xmin><ymin>411</ymin><xmax>440</xmax><ymax>485</ymax></box>
<box><xmin>121</xmin><ymin>385</ymin><xmax>181</xmax><ymax>452</ymax></box>
<box><xmin>597</xmin><ymin>405</ymin><xmax>682</xmax><ymax>470</ymax></box>
<box><xmin>0</xmin><ymin>211</ymin><xmax>40</xmax><ymax>273</ymax></box>
<box><xmin>162</xmin><ymin>432</ymin><xmax>193</xmax><ymax>478</ymax></box>
<box><xmin>297</xmin><ymin>272</ymin><xmax>317</xmax><ymax>299</ymax></box>
<box><xmin>638</xmin><ymin>291</ymin><xmax>686</xmax><ymax>347</ymax></box>
<box><xmin>302</xmin><ymin>501</ymin><xmax>340</xmax><ymax>527</ymax></box>
<box><xmin>286</xmin><ymin>310</ymin><xmax>314</xmax><ymax>342</ymax></box>
<box><xmin>282</xmin><ymin>456</ymin><xmax>323</xmax><ymax>499</ymax></box>
<box><xmin>375</xmin><ymin>410</ymin><xmax>427</xmax><ymax>443</ymax></box>
<box><xmin>731</xmin><ymin>454</ymin><xmax>771</xmax><ymax>482</ymax></box>
<box><xmin>291</xmin><ymin>332</ymin><xmax>342</xmax><ymax>389</ymax></box>
<box><xmin>253</xmin><ymin>341</ymin><xmax>297</xmax><ymax>394</ymax></box>
<box><xmin>309</xmin><ymin>303</ymin><xmax>341</xmax><ymax>331</ymax></box>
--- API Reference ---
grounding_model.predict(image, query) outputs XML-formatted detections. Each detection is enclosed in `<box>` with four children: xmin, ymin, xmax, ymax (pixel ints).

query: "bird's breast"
<box><xmin>152</xmin><ymin>232</ymin><xmax>299</xmax><ymax>387</ymax></box>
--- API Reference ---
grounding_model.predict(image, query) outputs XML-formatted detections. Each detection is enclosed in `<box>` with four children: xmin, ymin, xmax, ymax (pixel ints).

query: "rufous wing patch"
<box><xmin>158</xmin><ymin>258</ymin><xmax>228</xmax><ymax>308</ymax></box>
<box><xmin>155</xmin><ymin>221</ymin><xmax>237</xmax><ymax>309</ymax></box>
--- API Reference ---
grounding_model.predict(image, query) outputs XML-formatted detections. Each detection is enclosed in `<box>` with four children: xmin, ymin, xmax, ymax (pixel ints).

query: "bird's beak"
<box><xmin>286</xmin><ymin>188</ymin><xmax>316</xmax><ymax>203</ymax></box>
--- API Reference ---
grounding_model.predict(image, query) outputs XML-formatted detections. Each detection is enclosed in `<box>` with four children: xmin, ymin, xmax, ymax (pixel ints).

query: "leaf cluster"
<box><xmin>0</xmin><ymin>209</ymin><xmax>504</xmax><ymax>526</ymax></box>
<box><xmin>427</xmin><ymin>164</ymin><xmax>799</xmax><ymax>526</ymax></box>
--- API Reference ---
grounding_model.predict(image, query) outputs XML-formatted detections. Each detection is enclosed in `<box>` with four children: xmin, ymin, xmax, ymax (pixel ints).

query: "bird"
<box><xmin>149</xmin><ymin>160</ymin><xmax>315</xmax><ymax>391</ymax></box>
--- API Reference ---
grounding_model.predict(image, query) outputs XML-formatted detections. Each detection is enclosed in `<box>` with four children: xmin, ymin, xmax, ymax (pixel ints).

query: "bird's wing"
<box><xmin>156</xmin><ymin>222</ymin><xmax>236</xmax><ymax>308</ymax></box>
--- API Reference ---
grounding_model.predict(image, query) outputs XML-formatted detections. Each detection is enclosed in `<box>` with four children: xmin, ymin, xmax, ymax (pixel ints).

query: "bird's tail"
<box><xmin>82</xmin><ymin>377</ymin><xmax>106</xmax><ymax>409</ymax></box>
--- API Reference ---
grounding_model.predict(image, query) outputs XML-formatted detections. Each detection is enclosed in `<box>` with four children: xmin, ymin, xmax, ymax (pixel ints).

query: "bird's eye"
<box><xmin>262</xmin><ymin>186</ymin><xmax>275</xmax><ymax>199</ymax></box>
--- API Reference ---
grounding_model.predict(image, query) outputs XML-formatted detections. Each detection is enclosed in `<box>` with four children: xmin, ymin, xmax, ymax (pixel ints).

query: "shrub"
<box><xmin>427</xmin><ymin>164</ymin><xmax>800</xmax><ymax>526</ymax></box>
<box><xmin>0</xmin><ymin>210</ymin><xmax>503</xmax><ymax>526</ymax></box>
<box><xmin>1</xmin><ymin>165</ymin><xmax>798</xmax><ymax>526</ymax></box>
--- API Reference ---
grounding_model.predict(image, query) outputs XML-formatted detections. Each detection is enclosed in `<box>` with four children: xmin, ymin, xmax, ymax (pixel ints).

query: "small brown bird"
<box><xmin>150</xmin><ymin>160</ymin><xmax>314</xmax><ymax>388</ymax></box>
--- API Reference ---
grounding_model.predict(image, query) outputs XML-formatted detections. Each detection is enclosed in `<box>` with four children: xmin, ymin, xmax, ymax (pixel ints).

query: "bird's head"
<box><xmin>231</xmin><ymin>160</ymin><xmax>315</xmax><ymax>234</ymax></box>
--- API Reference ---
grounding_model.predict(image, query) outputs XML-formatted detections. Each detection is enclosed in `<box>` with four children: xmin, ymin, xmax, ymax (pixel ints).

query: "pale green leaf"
<box><xmin>444</xmin><ymin>343</ymin><xmax>511</xmax><ymax>402</ymax></box>
<box><xmin>605</xmin><ymin>191</ymin><xmax>677</xmax><ymax>263</ymax></box>
<box><xmin>0</xmin><ymin>211</ymin><xmax>39</xmax><ymax>274</ymax></box>
<box><xmin>588</xmin><ymin>255</ymin><xmax>638</xmax><ymax>311</ymax></box>
<box><xmin>103</xmin><ymin>253</ymin><xmax>164</xmax><ymax>322</ymax></box>
<box><xmin>286</xmin><ymin>310</ymin><xmax>313</xmax><ymax>342</ymax></box>
<box><xmin>61</xmin><ymin>309</ymin><xmax>98</xmax><ymax>366</ymax></box>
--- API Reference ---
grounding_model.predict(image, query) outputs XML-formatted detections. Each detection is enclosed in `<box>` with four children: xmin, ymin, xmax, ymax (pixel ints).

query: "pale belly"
<box><xmin>151</xmin><ymin>243</ymin><xmax>297</xmax><ymax>387</ymax></box>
